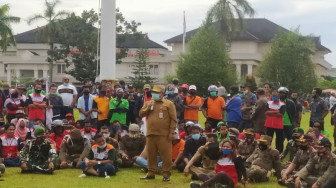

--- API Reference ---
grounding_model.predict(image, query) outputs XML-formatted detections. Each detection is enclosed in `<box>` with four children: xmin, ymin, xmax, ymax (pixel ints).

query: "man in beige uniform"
<box><xmin>139</xmin><ymin>85</ymin><xmax>177</xmax><ymax>182</ymax></box>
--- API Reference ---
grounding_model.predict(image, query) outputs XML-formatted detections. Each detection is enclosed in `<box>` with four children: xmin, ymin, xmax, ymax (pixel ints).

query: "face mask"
<box><xmin>103</xmin><ymin>133</ymin><xmax>110</xmax><ymax>139</ymax></box>
<box><xmin>192</xmin><ymin>134</ymin><xmax>201</xmax><ymax>140</ymax></box>
<box><xmin>245</xmin><ymin>138</ymin><xmax>253</xmax><ymax>143</ymax></box>
<box><xmin>63</xmin><ymin>83</ymin><xmax>69</xmax><ymax>86</ymax></box>
<box><xmin>84</xmin><ymin>91</ymin><xmax>90</xmax><ymax>95</ymax></box>
<box><xmin>35</xmin><ymin>89</ymin><xmax>41</xmax><ymax>94</ymax></box>
<box><xmin>50</xmin><ymin>92</ymin><xmax>58</xmax><ymax>95</ymax></box>
<box><xmin>11</xmin><ymin>93</ymin><xmax>18</xmax><ymax>98</ymax></box>
<box><xmin>189</xmin><ymin>91</ymin><xmax>196</xmax><ymax>95</ymax></box>
<box><xmin>259</xmin><ymin>144</ymin><xmax>268</xmax><ymax>151</ymax></box>
<box><xmin>299</xmin><ymin>145</ymin><xmax>308</xmax><ymax>150</ymax></box>
<box><xmin>113</xmin><ymin>126</ymin><xmax>121</xmax><ymax>131</ymax></box>
<box><xmin>98</xmin><ymin>142</ymin><xmax>107</xmax><ymax>149</ymax></box>
<box><xmin>152</xmin><ymin>93</ymin><xmax>160</xmax><ymax>100</ymax></box>
<box><xmin>222</xmin><ymin>149</ymin><xmax>231</xmax><ymax>155</ymax></box>
<box><xmin>167</xmin><ymin>91</ymin><xmax>174</xmax><ymax>95</ymax></box>
<box><xmin>210</xmin><ymin>92</ymin><xmax>217</xmax><ymax>97</ymax></box>
<box><xmin>34</xmin><ymin>125</ymin><xmax>40</xmax><ymax>129</ymax></box>
<box><xmin>272</xmin><ymin>96</ymin><xmax>279</xmax><ymax>102</ymax></box>
<box><xmin>315</xmin><ymin>132</ymin><xmax>319</xmax><ymax>137</ymax></box>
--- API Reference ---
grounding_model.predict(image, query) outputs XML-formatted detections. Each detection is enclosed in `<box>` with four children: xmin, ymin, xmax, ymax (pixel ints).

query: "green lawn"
<box><xmin>1</xmin><ymin>112</ymin><xmax>334</xmax><ymax>188</ymax></box>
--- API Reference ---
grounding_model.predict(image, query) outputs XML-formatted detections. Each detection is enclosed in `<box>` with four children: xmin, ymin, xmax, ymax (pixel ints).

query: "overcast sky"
<box><xmin>3</xmin><ymin>0</ymin><xmax>336</xmax><ymax>66</ymax></box>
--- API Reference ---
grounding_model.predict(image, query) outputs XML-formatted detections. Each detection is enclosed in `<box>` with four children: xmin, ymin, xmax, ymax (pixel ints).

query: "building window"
<box><xmin>57</xmin><ymin>64</ymin><xmax>66</xmax><ymax>74</ymax></box>
<box><xmin>149</xmin><ymin>65</ymin><xmax>159</xmax><ymax>75</ymax></box>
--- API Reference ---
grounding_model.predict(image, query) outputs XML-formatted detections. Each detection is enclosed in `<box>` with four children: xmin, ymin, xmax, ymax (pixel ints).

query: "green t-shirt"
<box><xmin>283</xmin><ymin>111</ymin><xmax>291</xmax><ymax>126</ymax></box>
<box><xmin>109</xmin><ymin>98</ymin><xmax>129</xmax><ymax>124</ymax></box>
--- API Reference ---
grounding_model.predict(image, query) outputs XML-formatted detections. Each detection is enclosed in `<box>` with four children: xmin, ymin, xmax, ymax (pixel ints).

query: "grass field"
<box><xmin>1</xmin><ymin>112</ymin><xmax>334</xmax><ymax>188</ymax></box>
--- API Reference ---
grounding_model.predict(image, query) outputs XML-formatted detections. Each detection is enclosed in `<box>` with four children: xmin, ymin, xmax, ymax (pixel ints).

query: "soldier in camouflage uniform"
<box><xmin>237</xmin><ymin>128</ymin><xmax>257</xmax><ymax>161</ymax></box>
<box><xmin>246</xmin><ymin>135</ymin><xmax>282</xmax><ymax>184</ymax></box>
<box><xmin>59</xmin><ymin>128</ymin><xmax>91</xmax><ymax>168</ymax></box>
<box><xmin>281</xmin><ymin>134</ymin><xmax>315</xmax><ymax>187</ymax></box>
<box><xmin>280</xmin><ymin>127</ymin><xmax>304</xmax><ymax>161</ymax></box>
<box><xmin>295</xmin><ymin>138</ymin><xmax>336</xmax><ymax>188</ymax></box>
<box><xmin>20</xmin><ymin>127</ymin><xmax>57</xmax><ymax>174</ymax></box>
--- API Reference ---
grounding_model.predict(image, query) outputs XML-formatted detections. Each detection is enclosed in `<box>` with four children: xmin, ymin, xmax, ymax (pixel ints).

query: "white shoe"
<box><xmin>78</xmin><ymin>174</ymin><xmax>86</xmax><ymax>178</ymax></box>
<box><xmin>105</xmin><ymin>175</ymin><xmax>110</xmax><ymax>179</ymax></box>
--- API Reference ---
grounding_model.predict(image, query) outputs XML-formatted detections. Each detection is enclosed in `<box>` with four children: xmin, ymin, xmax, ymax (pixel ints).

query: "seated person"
<box><xmin>178</xmin><ymin>120</ymin><xmax>186</xmax><ymax>140</ymax></box>
<box><xmin>172</xmin><ymin>129</ymin><xmax>185</xmax><ymax>172</ymax></box>
<box><xmin>0</xmin><ymin>116</ymin><xmax>5</xmax><ymax>135</ymax></box>
<box><xmin>280</xmin><ymin>127</ymin><xmax>304</xmax><ymax>161</ymax></box>
<box><xmin>295</xmin><ymin>138</ymin><xmax>336</xmax><ymax>188</ymax></box>
<box><xmin>228</xmin><ymin>127</ymin><xmax>240</xmax><ymax>146</ymax></box>
<box><xmin>49</xmin><ymin>120</ymin><xmax>69</xmax><ymax>153</ymax></box>
<box><xmin>190</xmin><ymin>139</ymin><xmax>247</xmax><ymax>188</ymax></box>
<box><xmin>215</xmin><ymin>122</ymin><xmax>229</xmax><ymax>143</ymax></box>
<box><xmin>59</xmin><ymin>129</ymin><xmax>91</xmax><ymax>168</ymax></box>
<box><xmin>311</xmin><ymin>121</ymin><xmax>327</xmax><ymax>140</ymax></box>
<box><xmin>237</xmin><ymin>128</ymin><xmax>258</xmax><ymax>161</ymax></box>
<box><xmin>204</xmin><ymin>120</ymin><xmax>214</xmax><ymax>134</ymax></box>
<box><xmin>119</xmin><ymin>124</ymin><xmax>145</xmax><ymax>167</ymax></box>
<box><xmin>246</xmin><ymin>135</ymin><xmax>282</xmax><ymax>183</ymax></box>
<box><xmin>0</xmin><ymin>150</ymin><xmax>5</xmax><ymax>176</ymax></box>
<box><xmin>0</xmin><ymin>123</ymin><xmax>23</xmax><ymax>167</ymax></box>
<box><xmin>65</xmin><ymin>113</ymin><xmax>76</xmax><ymax>127</ymax></box>
<box><xmin>182</xmin><ymin>125</ymin><xmax>206</xmax><ymax>170</ymax></box>
<box><xmin>80</xmin><ymin>119</ymin><xmax>97</xmax><ymax>144</ymax></box>
<box><xmin>33</xmin><ymin>119</ymin><xmax>44</xmax><ymax>129</ymax></box>
<box><xmin>14</xmin><ymin>118</ymin><xmax>29</xmax><ymax>142</ymax></box>
<box><xmin>78</xmin><ymin>133</ymin><xmax>118</xmax><ymax>178</ymax></box>
<box><xmin>20</xmin><ymin>127</ymin><xmax>57</xmax><ymax>174</ymax></box>
<box><xmin>184</xmin><ymin>134</ymin><xmax>218</xmax><ymax>178</ymax></box>
<box><xmin>135</xmin><ymin>146</ymin><xmax>162</xmax><ymax>172</ymax></box>
<box><xmin>182</xmin><ymin>121</ymin><xmax>195</xmax><ymax>140</ymax></box>
<box><xmin>238</xmin><ymin>130</ymin><xmax>260</xmax><ymax>140</ymax></box>
<box><xmin>100</xmin><ymin>126</ymin><xmax>119</xmax><ymax>150</ymax></box>
<box><xmin>281</xmin><ymin>134</ymin><xmax>315</xmax><ymax>186</ymax></box>
<box><xmin>111</xmin><ymin>120</ymin><xmax>127</xmax><ymax>142</ymax></box>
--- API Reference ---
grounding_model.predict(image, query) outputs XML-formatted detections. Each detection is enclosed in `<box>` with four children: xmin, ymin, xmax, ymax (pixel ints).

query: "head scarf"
<box><xmin>15</xmin><ymin>118</ymin><xmax>28</xmax><ymax>141</ymax></box>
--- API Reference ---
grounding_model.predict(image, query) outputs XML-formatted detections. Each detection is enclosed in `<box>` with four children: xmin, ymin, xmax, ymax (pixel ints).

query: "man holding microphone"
<box><xmin>139</xmin><ymin>85</ymin><xmax>177</xmax><ymax>182</ymax></box>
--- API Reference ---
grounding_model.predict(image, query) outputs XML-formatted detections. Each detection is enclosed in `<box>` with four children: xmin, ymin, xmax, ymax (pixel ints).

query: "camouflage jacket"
<box><xmin>237</xmin><ymin>140</ymin><xmax>257</xmax><ymax>160</ymax></box>
<box><xmin>292</xmin><ymin>146</ymin><xmax>316</xmax><ymax>171</ymax></box>
<box><xmin>20</xmin><ymin>139</ymin><xmax>57</xmax><ymax>164</ymax></box>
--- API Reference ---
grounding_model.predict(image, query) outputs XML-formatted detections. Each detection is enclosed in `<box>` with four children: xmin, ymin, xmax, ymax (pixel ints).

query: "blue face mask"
<box><xmin>272</xmin><ymin>96</ymin><xmax>279</xmax><ymax>102</ymax></box>
<box><xmin>152</xmin><ymin>93</ymin><xmax>160</xmax><ymax>100</ymax></box>
<box><xmin>167</xmin><ymin>91</ymin><xmax>174</xmax><ymax>95</ymax></box>
<box><xmin>192</xmin><ymin>134</ymin><xmax>201</xmax><ymax>140</ymax></box>
<box><xmin>113</xmin><ymin>126</ymin><xmax>121</xmax><ymax>131</ymax></box>
<box><xmin>34</xmin><ymin>125</ymin><xmax>40</xmax><ymax>129</ymax></box>
<box><xmin>222</xmin><ymin>149</ymin><xmax>231</xmax><ymax>155</ymax></box>
<box><xmin>315</xmin><ymin>131</ymin><xmax>319</xmax><ymax>137</ymax></box>
<box><xmin>210</xmin><ymin>92</ymin><xmax>217</xmax><ymax>97</ymax></box>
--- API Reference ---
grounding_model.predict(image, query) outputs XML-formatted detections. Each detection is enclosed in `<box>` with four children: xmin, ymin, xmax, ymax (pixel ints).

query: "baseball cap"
<box><xmin>143</xmin><ymin>84</ymin><xmax>151</xmax><ymax>90</ymax></box>
<box><xmin>181</xmin><ymin>84</ymin><xmax>189</xmax><ymax>89</ymax></box>
<box><xmin>65</xmin><ymin>113</ymin><xmax>73</xmax><ymax>118</ymax></box>
<box><xmin>189</xmin><ymin>85</ymin><xmax>197</xmax><ymax>91</ymax></box>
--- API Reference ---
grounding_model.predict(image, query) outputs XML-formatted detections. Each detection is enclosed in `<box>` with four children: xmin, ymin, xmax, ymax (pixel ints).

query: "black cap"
<box><xmin>316</xmin><ymin>138</ymin><xmax>332</xmax><ymax>149</ymax></box>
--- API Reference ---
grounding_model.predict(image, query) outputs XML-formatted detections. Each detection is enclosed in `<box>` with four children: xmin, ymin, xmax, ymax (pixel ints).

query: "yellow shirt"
<box><xmin>94</xmin><ymin>96</ymin><xmax>111</xmax><ymax>120</ymax></box>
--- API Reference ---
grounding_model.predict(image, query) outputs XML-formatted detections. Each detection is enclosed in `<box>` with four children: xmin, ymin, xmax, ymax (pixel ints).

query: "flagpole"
<box><xmin>96</xmin><ymin>0</ymin><xmax>101</xmax><ymax>77</ymax></box>
<box><xmin>182</xmin><ymin>11</ymin><xmax>186</xmax><ymax>53</ymax></box>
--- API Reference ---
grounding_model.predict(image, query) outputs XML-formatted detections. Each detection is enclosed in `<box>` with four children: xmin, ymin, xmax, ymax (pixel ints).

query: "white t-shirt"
<box><xmin>57</xmin><ymin>84</ymin><xmax>78</xmax><ymax>106</ymax></box>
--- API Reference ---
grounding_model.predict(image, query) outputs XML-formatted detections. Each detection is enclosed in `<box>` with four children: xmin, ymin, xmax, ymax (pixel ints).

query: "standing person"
<box><xmin>265</xmin><ymin>91</ymin><xmax>286</xmax><ymax>153</ymax></box>
<box><xmin>0</xmin><ymin>123</ymin><xmax>23</xmax><ymax>167</ymax></box>
<box><xmin>93</xmin><ymin>85</ymin><xmax>110</xmax><ymax>131</ymax></box>
<box><xmin>216</xmin><ymin>81</ymin><xmax>227</xmax><ymax>98</ymax></box>
<box><xmin>264</xmin><ymin>83</ymin><xmax>272</xmax><ymax>100</ymax></box>
<box><xmin>278</xmin><ymin>87</ymin><xmax>297</xmax><ymax>141</ymax></box>
<box><xmin>165</xmin><ymin>84</ymin><xmax>184</xmax><ymax>122</ymax></box>
<box><xmin>139</xmin><ymin>85</ymin><xmax>177</xmax><ymax>182</ymax></box>
<box><xmin>239</xmin><ymin>84</ymin><xmax>257</xmax><ymax>131</ymax></box>
<box><xmin>46</xmin><ymin>83</ymin><xmax>63</xmax><ymax>123</ymax></box>
<box><xmin>202</xmin><ymin>85</ymin><xmax>226</xmax><ymax>129</ymax></box>
<box><xmin>134</xmin><ymin>84</ymin><xmax>152</xmax><ymax>124</ymax></box>
<box><xmin>4</xmin><ymin>89</ymin><xmax>25</xmax><ymax>123</ymax></box>
<box><xmin>224</xmin><ymin>86</ymin><xmax>242</xmax><ymax>129</ymax></box>
<box><xmin>251</xmin><ymin>88</ymin><xmax>268</xmax><ymax>134</ymax></box>
<box><xmin>291</xmin><ymin>91</ymin><xmax>303</xmax><ymax>126</ymax></box>
<box><xmin>17</xmin><ymin>84</ymin><xmax>27</xmax><ymax>102</ymax></box>
<box><xmin>77</xmin><ymin>86</ymin><xmax>97</xmax><ymax>124</ymax></box>
<box><xmin>57</xmin><ymin>76</ymin><xmax>78</xmax><ymax>119</ymax></box>
<box><xmin>310</xmin><ymin>88</ymin><xmax>329</xmax><ymax>130</ymax></box>
<box><xmin>179</xmin><ymin>84</ymin><xmax>189</xmax><ymax>101</ymax></box>
<box><xmin>26</xmin><ymin>82</ymin><xmax>47</xmax><ymax>129</ymax></box>
<box><xmin>108</xmin><ymin>88</ymin><xmax>129</xmax><ymax>131</ymax></box>
<box><xmin>183</xmin><ymin>85</ymin><xmax>203</xmax><ymax>123</ymax></box>
<box><xmin>20</xmin><ymin>127</ymin><xmax>57</xmax><ymax>174</ymax></box>
<box><xmin>126</xmin><ymin>84</ymin><xmax>137</xmax><ymax>125</ymax></box>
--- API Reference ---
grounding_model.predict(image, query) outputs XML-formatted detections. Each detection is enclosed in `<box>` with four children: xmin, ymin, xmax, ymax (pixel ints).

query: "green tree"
<box><xmin>177</xmin><ymin>23</ymin><xmax>236</xmax><ymax>95</ymax></box>
<box><xmin>207</xmin><ymin>0</ymin><xmax>255</xmax><ymax>39</ymax></box>
<box><xmin>257</xmin><ymin>29</ymin><xmax>317</xmax><ymax>93</ymax></box>
<box><xmin>27</xmin><ymin>0</ymin><xmax>69</xmax><ymax>82</ymax></box>
<box><xmin>0</xmin><ymin>4</ymin><xmax>20</xmax><ymax>51</ymax></box>
<box><xmin>128</xmin><ymin>49</ymin><xmax>157</xmax><ymax>90</ymax></box>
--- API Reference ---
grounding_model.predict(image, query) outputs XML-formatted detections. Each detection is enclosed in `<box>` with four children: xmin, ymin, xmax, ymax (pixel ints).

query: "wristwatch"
<box><xmin>98</xmin><ymin>161</ymin><xmax>101</xmax><ymax>165</ymax></box>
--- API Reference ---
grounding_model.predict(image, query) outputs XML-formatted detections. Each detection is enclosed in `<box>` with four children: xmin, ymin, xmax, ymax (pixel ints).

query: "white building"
<box><xmin>164</xmin><ymin>18</ymin><xmax>332</xmax><ymax>80</ymax></box>
<box><xmin>0</xmin><ymin>29</ymin><xmax>174</xmax><ymax>86</ymax></box>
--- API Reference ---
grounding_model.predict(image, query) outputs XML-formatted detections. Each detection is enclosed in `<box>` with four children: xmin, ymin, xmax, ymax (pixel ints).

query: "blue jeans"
<box><xmin>136</xmin><ymin>157</ymin><xmax>162</xmax><ymax>169</ymax></box>
<box><xmin>78</xmin><ymin>161</ymin><xmax>116</xmax><ymax>177</ymax></box>
<box><xmin>4</xmin><ymin>156</ymin><xmax>20</xmax><ymax>167</ymax></box>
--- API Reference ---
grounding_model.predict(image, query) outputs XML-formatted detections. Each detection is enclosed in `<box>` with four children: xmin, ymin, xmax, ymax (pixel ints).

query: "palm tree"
<box><xmin>0</xmin><ymin>4</ymin><xmax>20</xmax><ymax>51</ymax></box>
<box><xmin>27</xmin><ymin>0</ymin><xmax>69</xmax><ymax>82</ymax></box>
<box><xmin>207</xmin><ymin>0</ymin><xmax>255</xmax><ymax>40</ymax></box>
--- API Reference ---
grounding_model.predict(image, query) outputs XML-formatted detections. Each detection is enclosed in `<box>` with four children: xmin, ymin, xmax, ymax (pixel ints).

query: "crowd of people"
<box><xmin>0</xmin><ymin>76</ymin><xmax>336</xmax><ymax>188</ymax></box>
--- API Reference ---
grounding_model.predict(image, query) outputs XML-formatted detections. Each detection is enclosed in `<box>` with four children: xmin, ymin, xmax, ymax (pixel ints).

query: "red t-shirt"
<box><xmin>49</xmin><ymin>131</ymin><xmax>69</xmax><ymax>152</ymax></box>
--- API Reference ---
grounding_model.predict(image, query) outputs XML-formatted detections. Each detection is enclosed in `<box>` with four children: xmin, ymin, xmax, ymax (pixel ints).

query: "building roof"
<box><xmin>164</xmin><ymin>18</ymin><xmax>331</xmax><ymax>52</ymax></box>
<box><xmin>14</xmin><ymin>28</ymin><xmax>167</xmax><ymax>49</ymax></box>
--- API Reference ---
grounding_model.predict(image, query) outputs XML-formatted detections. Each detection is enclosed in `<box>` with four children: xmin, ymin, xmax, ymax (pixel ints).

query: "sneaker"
<box><xmin>105</xmin><ymin>175</ymin><xmax>110</xmax><ymax>179</ymax></box>
<box><xmin>190</xmin><ymin>182</ymin><xmax>201</xmax><ymax>188</ymax></box>
<box><xmin>78</xmin><ymin>174</ymin><xmax>86</xmax><ymax>178</ymax></box>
